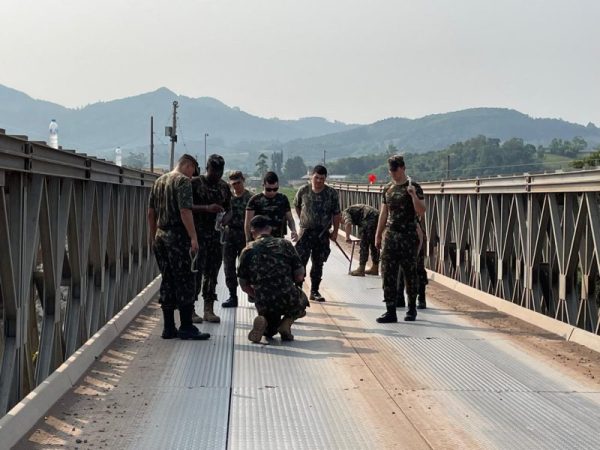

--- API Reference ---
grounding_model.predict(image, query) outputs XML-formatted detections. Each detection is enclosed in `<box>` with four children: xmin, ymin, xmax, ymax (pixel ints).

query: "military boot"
<box><xmin>417</xmin><ymin>285</ymin><xmax>427</xmax><ymax>310</ymax></box>
<box><xmin>191</xmin><ymin>309</ymin><xmax>203</xmax><ymax>323</ymax></box>
<box><xmin>404</xmin><ymin>296</ymin><xmax>417</xmax><ymax>321</ymax></box>
<box><xmin>222</xmin><ymin>293</ymin><xmax>238</xmax><ymax>308</ymax></box>
<box><xmin>178</xmin><ymin>305</ymin><xmax>211</xmax><ymax>340</ymax></box>
<box><xmin>248</xmin><ymin>315</ymin><xmax>267</xmax><ymax>343</ymax></box>
<box><xmin>350</xmin><ymin>265</ymin><xmax>366</xmax><ymax>277</ymax></box>
<box><xmin>310</xmin><ymin>279</ymin><xmax>325</xmax><ymax>302</ymax></box>
<box><xmin>203</xmin><ymin>300</ymin><xmax>221</xmax><ymax>323</ymax></box>
<box><xmin>376</xmin><ymin>303</ymin><xmax>398</xmax><ymax>323</ymax></box>
<box><xmin>364</xmin><ymin>262</ymin><xmax>379</xmax><ymax>276</ymax></box>
<box><xmin>277</xmin><ymin>317</ymin><xmax>295</xmax><ymax>341</ymax></box>
<box><xmin>161</xmin><ymin>307</ymin><xmax>178</xmax><ymax>339</ymax></box>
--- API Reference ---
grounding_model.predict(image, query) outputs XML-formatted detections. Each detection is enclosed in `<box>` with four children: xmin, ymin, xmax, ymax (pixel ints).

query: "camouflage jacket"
<box><xmin>191</xmin><ymin>175</ymin><xmax>232</xmax><ymax>232</ymax></box>
<box><xmin>294</xmin><ymin>184</ymin><xmax>341</xmax><ymax>230</ymax></box>
<box><xmin>382</xmin><ymin>180</ymin><xmax>424</xmax><ymax>233</ymax></box>
<box><xmin>246</xmin><ymin>192</ymin><xmax>291</xmax><ymax>238</ymax></box>
<box><xmin>148</xmin><ymin>171</ymin><xmax>193</xmax><ymax>230</ymax></box>
<box><xmin>237</xmin><ymin>235</ymin><xmax>304</xmax><ymax>303</ymax></box>
<box><xmin>342</xmin><ymin>204</ymin><xmax>379</xmax><ymax>228</ymax></box>
<box><xmin>228</xmin><ymin>189</ymin><xmax>252</xmax><ymax>230</ymax></box>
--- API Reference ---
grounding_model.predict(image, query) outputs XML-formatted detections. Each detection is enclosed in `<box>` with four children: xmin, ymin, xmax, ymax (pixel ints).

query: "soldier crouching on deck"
<box><xmin>342</xmin><ymin>204</ymin><xmax>380</xmax><ymax>276</ymax></box>
<box><xmin>147</xmin><ymin>154</ymin><xmax>210</xmax><ymax>340</ymax></box>
<box><xmin>238</xmin><ymin>215</ymin><xmax>308</xmax><ymax>343</ymax></box>
<box><xmin>375</xmin><ymin>155</ymin><xmax>426</xmax><ymax>323</ymax></box>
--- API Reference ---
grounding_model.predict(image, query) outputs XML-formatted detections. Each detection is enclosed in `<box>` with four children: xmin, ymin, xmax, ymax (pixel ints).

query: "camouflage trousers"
<box><xmin>381</xmin><ymin>229</ymin><xmax>418</xmax><ymax>307</ymax></box>
<box><xmin>398</xmin><ymin>241</ymin><xmax>428</xmax><ymax>296</ymax></box>
<box><xmin>153</xmin><ymin>229</ymin><xmax>195</xmax><ymax>309</ymax></box>
<box><xmin>358</xmin><ymin>219</ymin><xmax>380</xmax><ymax>266</ymax></box>
<box><xmin>255</xmin><ymin>287</ymin><xmax>308</xmax><ymax>334</ymax></box>
<box><xmin>295</xmin><ymin>228</ymin><xmax>331</xmax><ymax>286</ymax></box>
<box><xmin>223</xmin><ymin>228</ymin><xmax>246</xmax><ymax>295</ymax></box>
<box><xmin>194</xmin><ymin>230</ymin><xmax>223</xmax><ymax>302</ymax></box>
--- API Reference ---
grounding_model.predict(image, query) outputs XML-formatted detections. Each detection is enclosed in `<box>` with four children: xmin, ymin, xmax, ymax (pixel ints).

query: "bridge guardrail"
<box><xmin>332</xmin><ymin>168</ymin><xmax>600</xmax><ymax>336</ymax></box>
<box><xmin>0</xmin><ymin>130</ymin><xmax>159</xmax><ymax>414</ymax></box>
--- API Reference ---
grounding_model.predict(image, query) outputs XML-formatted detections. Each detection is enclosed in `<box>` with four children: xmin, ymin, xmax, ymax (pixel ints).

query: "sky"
<box><xmin>1</xmin><ymin>0</ymin><xmax>599</xmax><ymax>125</ymax></box>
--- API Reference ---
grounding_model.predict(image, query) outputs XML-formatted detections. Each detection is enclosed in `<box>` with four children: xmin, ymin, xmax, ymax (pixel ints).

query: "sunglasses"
<box><xmin>265</xmin><ymin>187</ymin><xmax>279</xmax><ymax>192</ymax></box>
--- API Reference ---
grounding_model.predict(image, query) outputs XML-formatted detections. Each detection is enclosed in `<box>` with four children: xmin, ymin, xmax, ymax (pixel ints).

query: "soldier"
<box><xmin>375</xmin><ymin>155</ymin><xmax>425</xmax><ymax>322</ymax></box>
<box><xmin>342</xmin><ymin>204</ymin><xmax>380</xmax><ymax>276</ymax></box>
<box><xmin>238</xmin><ymin>215</ymin><xmax>307</xmax><ymax>342</ymax></box>
<box><xmin>147</xmin><ymin>154</ymin><xmax>210</xmax><ymax>340</ymax></box>
<box><xmin>245</xmin><ymin>171</ymin><xmax>298</xmax><ymax>242</ymax></box>
<box><xmin>221</xmin><ymin>171</ymin><xmax>252</xmax><ymax>308</ymax></box>
<box><xmin>397</xmin><ymin>216</ymin><xmax>428</xmax><ymax>309</ymax></box>
<box><xmin>294</xmin><ymin>165</ymin><xmax>341</xmax><ymax>302</ymax></box>
<box><xmin>191</xmin><ymin>154</ymin><xmax>232</xmax><ymax>323</ymax></box>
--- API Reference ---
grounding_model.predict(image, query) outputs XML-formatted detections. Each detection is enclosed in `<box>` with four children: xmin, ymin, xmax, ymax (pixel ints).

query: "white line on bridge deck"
<box><xmin>15</xmin><ymin>243</ymin><xmax>600</xmax><ymax>449</ymax></box>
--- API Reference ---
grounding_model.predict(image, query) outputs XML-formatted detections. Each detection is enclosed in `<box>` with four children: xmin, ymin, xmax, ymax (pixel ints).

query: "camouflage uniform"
<box><xmin>149</xmin><ymin>172</ymin><xmax>195</xmax><ymax>308</ymax></box>
<box><xmin>398</xmin><ymin>216</ymin><xmax>428</xmax><ymax>307</ymax></box>
<box><xmin>246</xmin><ymin>193</ymin><xmax>291</xmax><ymax>238</ymax></box>
<box><xmin>223</xmin><ymin>189</ymin><xmax>252</xmax><ymax>297</ymax></box>
<box><xmin>381</xmin><ymin>181</ymin><xmax>425</xmax><ymax>310</ymax></box>
<box><xmin>342</xmin><ymin>204</ymin><xmax>380</xmax><ymax>266</ymax></box>
<box><xmin>238</xmin><ymin>235</ymin><xmax>307</xmax><ymax>335</ymax></box>
<box><xmin>191</xmin><ymin>175</ymin><xmax>232</xmax><ymax>302</ymax></box>
<box><xmin>294</xmin><ymin>184</ymin><xmax>341</xmax><ymax>293</ymax></box>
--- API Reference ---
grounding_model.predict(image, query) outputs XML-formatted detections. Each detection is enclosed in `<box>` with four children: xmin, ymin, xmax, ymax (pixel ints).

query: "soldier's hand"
<box><xmin>290</xmin><ymin>230</ymin><xmax>298</xmax><ymax>242</ymax></box>
<box><xmin>407</xmin><ymin>185</ymin><xmax>416</xmax><ymax>196</ymax></box>
<box><xmin>206</xmin><ymin>204</ymin><xmax>225</xmax><ymax>213</ymax></box>
<box><xmin>190</xmin><ymin>238</ymin><xmax>199</xmax><ymax>254</ymax></box>
<box><xmin>375</xmin><ymin>235</ymin><xmax>382</xmax><ymax>250</ymax></box>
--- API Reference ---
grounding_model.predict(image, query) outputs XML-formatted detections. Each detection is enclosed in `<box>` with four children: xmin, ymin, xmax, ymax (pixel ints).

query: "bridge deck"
<box><xmin>16</xmin><ymin>245</ymin><xmax>600</xmax><ymax>449</ymax></box>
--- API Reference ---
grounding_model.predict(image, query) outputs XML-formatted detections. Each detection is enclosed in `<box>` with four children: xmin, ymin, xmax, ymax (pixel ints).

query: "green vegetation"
<box><xmin>279</xmin><ymin>186</ymin><xmax>297</xmax><ymax>205</ymax></box>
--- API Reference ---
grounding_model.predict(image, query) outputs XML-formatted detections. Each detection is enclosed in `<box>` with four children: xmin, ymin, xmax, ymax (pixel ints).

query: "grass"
<box><xmin>279</xmin><ymin>186</ymin><xmax>298</xmax><ymax>205</ymax></box>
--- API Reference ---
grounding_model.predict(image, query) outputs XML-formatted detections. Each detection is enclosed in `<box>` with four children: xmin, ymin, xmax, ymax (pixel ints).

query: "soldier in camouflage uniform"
<box><xmin>238</xmin><ymin>215</ymin><xmax>307</xmax><ymax>342</ymax></box>
<box><xmin>245</xmin><ymin>171</ymin><xmax>298</xmax><ymax>242</ymax></box>
<box><xmin>397</xmin><ymin>216</ymin><xmax>428</xmax><ymax>309</ymax></box>
<box><xmin>148</xmin><ymin>154</ymin><xmax>210</xmax><ymax>340</ymax></box>
<box><xmin>221</xmin><ymin>171</ymin><xmax>252</xmax><ymax>308</ymax></box>
<box><xmin>294</xmin><ymin>165</ymin><xmax>341</xmax><ymax>302</ymax></box>
<box><xmin>191</xmin><ymin>154</ymin><xmax>232</xmax><ymax>323</ymax></box>
<box><xmin>342</xmin><ymin>204</ymin><xmax>380</xmax><ymax>276</ymax></box>
<box><xmin>375</xmin><ymin>155</ymin><xmax>426</xmax><ymax>322</ymax></box>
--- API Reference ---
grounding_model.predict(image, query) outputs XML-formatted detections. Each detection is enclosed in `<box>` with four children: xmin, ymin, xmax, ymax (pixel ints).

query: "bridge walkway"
<box><xmin>15</xmin><ymin>244</ymin><xmax>600</xmax><ymax>449</ymax></box>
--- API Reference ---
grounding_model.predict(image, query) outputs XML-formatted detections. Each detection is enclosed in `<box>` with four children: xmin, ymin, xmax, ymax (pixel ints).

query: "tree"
<box><xmin>271</xmin><ymin>151</ymin><xmax>284</xmax><ymax>174</ymax></box>
<box><xmin>254</xmin><ymin>153</ymin><xmax>269</xmax><ymax>178</ymax></box>
<box><xmin>123</xmin><ymin>152</ymin><xmax>148</xmax><ymax>169</ymax></box>
<box><xmin>284</xmin><ymin>156</ymin><xmax>307</xmax><ymax>179</ymax></box>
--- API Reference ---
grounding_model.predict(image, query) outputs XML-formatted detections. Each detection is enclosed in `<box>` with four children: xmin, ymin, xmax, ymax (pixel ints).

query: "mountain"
<box><xmin>282</xmin><ymin>108</ymin><xmax>600</xmax><ymax>162</ymax></box>
<box><xmin>0</xmin><ymin>84</ymin><xmax>356</xmax><ymax>161</ymax></box>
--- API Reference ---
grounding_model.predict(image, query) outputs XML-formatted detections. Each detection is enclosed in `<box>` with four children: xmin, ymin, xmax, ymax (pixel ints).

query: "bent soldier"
<box><xmin>148</xmin><ymin>154</ymin><xmax>210</xmax><ymax>340</ymax></box>
<box><xmin>238</xmin><ymin>215</ymin><xmax>307</xmax><ymax>342</ymax></box>
<box><xmin>342</xmin><ymin>204</ymin><xmax>380</xmax><ymax>276</ymax></box>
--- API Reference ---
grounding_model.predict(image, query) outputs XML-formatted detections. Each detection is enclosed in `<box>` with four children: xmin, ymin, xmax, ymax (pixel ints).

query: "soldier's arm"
<box><xmin>180</xmin><ymin>209</ymin><xmax>199</xmax><ymax>253</ymax></box>
<box><xmin>244</xmin><ymin>209</ymin><xmax>255</xmax><ymax>242</ymax></box>
<box><xmin>375</xmin><ymin>203</ymin><xmax>388</xmax><ymax>249</ymax></box>
<box><xmin>285</xmin><ymin>211</ymin><xmax>298</xmax><ymax>241</ymax></box>
<box><xmin>409</xmin><ymin>184</ymin><xmax>426</xmax><ymax>216</ymax></box>
<box><xmin>147</xmin><ymin>208</ymin><xmax>157</xmax><ymax>245</ymax></box>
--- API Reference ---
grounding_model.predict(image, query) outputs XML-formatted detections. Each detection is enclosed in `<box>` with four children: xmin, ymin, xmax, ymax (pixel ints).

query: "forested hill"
<box><xmin>282</xmin><ymin>108</ymin><xmax>600</xmax><ymax>162</ymax></box>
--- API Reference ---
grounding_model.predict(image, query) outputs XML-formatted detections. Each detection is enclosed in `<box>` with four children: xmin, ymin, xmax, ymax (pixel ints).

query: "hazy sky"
<box><xmin>2</xmin><ymin>0</ymin><xmax>599</xmax><ymax>125</ymax></box>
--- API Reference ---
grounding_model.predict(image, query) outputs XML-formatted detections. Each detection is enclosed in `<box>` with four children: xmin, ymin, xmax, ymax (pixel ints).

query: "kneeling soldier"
<box><xmin>238</xmin><ymin>215</ymin><xmax>307</xmax><ymax>342</ymax></box>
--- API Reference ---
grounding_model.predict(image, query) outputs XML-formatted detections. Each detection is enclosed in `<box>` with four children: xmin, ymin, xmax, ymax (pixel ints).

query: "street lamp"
<box><xmin>204</xmin><ymin>133</ymin><xmax>209</xmax><ymax>166</ymax></box>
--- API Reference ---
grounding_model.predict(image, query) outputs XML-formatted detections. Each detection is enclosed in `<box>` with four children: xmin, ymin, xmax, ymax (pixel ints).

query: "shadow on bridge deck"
<box><xmin>15</xmin><ymin>243</ymin><xmax>600</xmax><ymax>449</ymax></box>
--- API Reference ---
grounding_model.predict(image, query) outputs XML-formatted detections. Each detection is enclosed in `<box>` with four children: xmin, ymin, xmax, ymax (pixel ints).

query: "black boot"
<box><xmin>404</xmin><ymin>296</ymin><xmax>417</xmax><ymax>321</ymax></box>
<box><xmin>161</xmin><ymin>307</ymin><xmax>178</xmax><ymax>339</ymax></box>
<box><xmin>222</xmin><ymin>293</ymin><xmax>238</xmax><ymax>308</ymax></box>
<box><xmin>310</xmin><ymin>279</ymin><xmax>325</xmax><ymax>302</ymax></box>
<box><xmin>178</xmin><ymin>304</ymin><xmax>211</xmax><ymax>340</ymax></box>
<box><xmin>417</xmin><ymin>285</ymin><xmax>427</xmax><ymax>309</ymax></box>
<box><xmin>376</xmin><ymin>303</ymin><xmax>398</xmax><ymax>323</ymax></box>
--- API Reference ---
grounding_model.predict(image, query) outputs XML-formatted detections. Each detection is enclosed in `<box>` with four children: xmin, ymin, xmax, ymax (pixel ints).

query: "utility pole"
<box><xmin>323</xmin><ymin>149</ymin><xmax>326</xmax><ymax>165</ymax></box>
<box><xmin>204</xmin><ymin>132</ymin><xmax>209</xmax><ymax>166</ymax></box>
<box><xmin>169</xmin><ymin>101</ymin><xmax>178</xmax><ymax>170</ymax></box>
<box><xmin>150</xmin><ymin>116</ymin><xmax>154</xmax><ymax>172</ymax></box>
<box><xmin>446</xmin><ymin>153</ymin><xmax>450</xmax><ymax>179</ymax></box>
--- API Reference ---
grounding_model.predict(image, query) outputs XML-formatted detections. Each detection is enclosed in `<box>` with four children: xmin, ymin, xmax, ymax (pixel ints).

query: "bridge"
<box><xmin>0</xmin><ymin>131</ymin><xmax>599</xmax><ymax>449</ymax></box>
